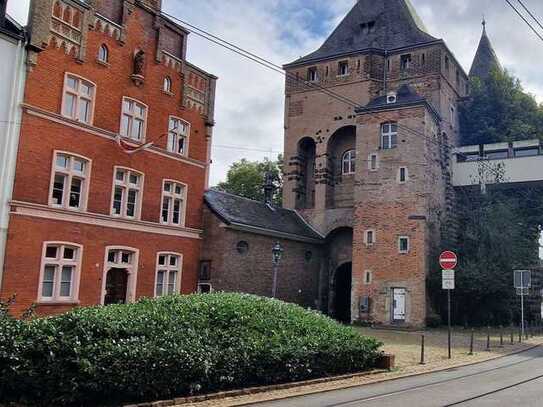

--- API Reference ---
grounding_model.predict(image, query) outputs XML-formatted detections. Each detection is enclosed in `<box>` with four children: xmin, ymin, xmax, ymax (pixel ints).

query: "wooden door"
<box><xmin>104</xmin><ymin>268</ymin><xmax>128</xmax><ymax>305</ymax></box>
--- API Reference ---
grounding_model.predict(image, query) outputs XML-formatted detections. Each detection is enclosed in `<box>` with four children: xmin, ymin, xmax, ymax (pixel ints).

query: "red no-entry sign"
<box><xmin>439</xmin><ymin>251</ymin><xmax>457</xmax><ymax>270</ymax></box>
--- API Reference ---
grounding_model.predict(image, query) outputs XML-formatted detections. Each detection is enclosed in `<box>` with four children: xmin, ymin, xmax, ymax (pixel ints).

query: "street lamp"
<box><xmin>271</xmin><ymin>242</ymin><xmax>284</xmax><ymax>298</ymax></box>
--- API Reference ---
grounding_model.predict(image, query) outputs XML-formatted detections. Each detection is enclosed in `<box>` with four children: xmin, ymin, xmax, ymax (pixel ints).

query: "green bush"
<box><xmin>0</xmin><ymin>293</ymin><xmax>382</xmax><ymax>406</ymax></box>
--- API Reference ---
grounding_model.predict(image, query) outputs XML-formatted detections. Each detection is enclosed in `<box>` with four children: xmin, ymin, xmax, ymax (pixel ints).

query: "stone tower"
<box><xmin>282</xmin><ymin>0</ymin><xmax>469</xmax><ymax>327</ymax></box>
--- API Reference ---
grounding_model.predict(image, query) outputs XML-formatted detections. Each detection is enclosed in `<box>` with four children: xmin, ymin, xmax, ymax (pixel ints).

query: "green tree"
<box><xmin>460</xmin><ymin>69</ymin><xmax>543</xmax><ymax>145</ymax></box>
<box><xmin>216</xmin><ymin>155</ymin><xmax>283</xmax><ymax>205</ymax></box>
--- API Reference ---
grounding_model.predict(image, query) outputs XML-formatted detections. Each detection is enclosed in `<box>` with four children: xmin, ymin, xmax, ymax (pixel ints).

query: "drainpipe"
<box><xmin>383</xmin><ymin>49</ymin><xmax>388</xmax><ymax>95</ymax></box>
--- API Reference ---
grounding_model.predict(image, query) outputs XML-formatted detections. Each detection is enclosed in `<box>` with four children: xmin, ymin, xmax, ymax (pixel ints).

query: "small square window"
<box><xmin>400</xmin><ymin>54</ymin><xmax>412</xmax><ymax>71</ymax></box>
<box><xmin>169</xmin><ymin>256</ymin><xmax>177</xmax><ymax>266</ymax></box>
<box><xmin>116</xmin><ymin>170</ymin><xmax>125</xmax><ymax>181</ymax></box>
<box><xmin>369</xmin><ymin>154</ymin><xmax>378</xmax><ymax>171</ymax></box>
<box><xmin>164</xmin><ymin>182</ymin><xmax>172</xmax><ymax>192</ymax></box>
<box><xmin>63</xmin><ymin>247</ymin><xmax>75</xmax><ymax>260</ymax></box>
<box><xmin>399</xmin><ymin>237</ymin><xmax>410</xmax><ymax>253</ymax></box>
<box><xmin>108</xmin><ymin>251</ymin><xmax>116</xmax><ymax>263</ymax></box>
<box><xmin>365</xmin><ymin>230</ymin><xmax>375</xmax><ymax>245</ymax></box>
<box><xmin>307</xmin><ymin>67</ymin><xmax>318</xmax><ymax>82</ymax></box>
<box><xmin>45</xmin><ymin>246</ymin><xmax>59</xmax><ymax>259</ymax></box>
<box><xmin>338</xmin><ymin>61</ymin><xmax>349</xmax><ymax>76</ymax></box>
<box><xmin>121</xmin><ymin>252</ymin><xmax>131</xmax><ymax>264</ymax></box>
<box><xmin>129</xmin><ymin>174</ymin><xmax>139</xmax><ymax>185</ymax></box>
<box><xmin>158</xmin><ymin>255</ymin><xmax>166</xmax><ymax>266</ymax></box>
<box><xmin>364</xmin><ymin>271</ymin><xmax>372</xmax><ymax>285</ymax></box>
<box><xmin>73</xmin><ymin>159</ymin><xmax>85</xmax><ymax>173</ymax></box>
<box><xmin>56</xmin><ymin>154</ymin><xmax>69</xmax><ymax>169</ymax></box>
<box><xmin>399</xmin><ymin>167</ymin><xmax>408</xmax><ymax>183</ymax></box>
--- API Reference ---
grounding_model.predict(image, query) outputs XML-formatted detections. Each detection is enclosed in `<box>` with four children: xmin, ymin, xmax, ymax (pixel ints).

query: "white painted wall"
<box><xmin>0</xmin><ymin>30</ymin><xmax>26</xmax><ymax>290</ymax></box>
<box><xmin>453</xmin><ymin>155</ymin><xmax>543</xmax><ymax>187</ymax></box>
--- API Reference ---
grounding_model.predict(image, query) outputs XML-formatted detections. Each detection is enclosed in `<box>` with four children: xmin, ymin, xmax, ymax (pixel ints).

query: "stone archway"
<box><xmin>324</xmin><ymin>227</ymin><xmax>353</xmax><ymax>321</ymax></box>
<box><xmin>326</xmin><ymin>126</ymin><xmax>356</xmax><ymax>209</ymax></box>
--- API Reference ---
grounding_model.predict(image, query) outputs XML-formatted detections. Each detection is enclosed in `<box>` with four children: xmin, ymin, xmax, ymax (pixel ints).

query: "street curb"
<box><xmin>126</xmin><ymin>342</ymin><xmax>541</xmax><ymax>407</ymax></box>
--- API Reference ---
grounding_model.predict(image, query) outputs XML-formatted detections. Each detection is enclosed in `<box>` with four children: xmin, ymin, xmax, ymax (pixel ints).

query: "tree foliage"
<box><xmin>460</xmin><ymin>69</ymin><xmax>543</xmax><ymax>145</ymax></box>
<box><xmin>216</xmin><ymin>155</ymin><xmax>283</xmax><ymax>205</ymax></box>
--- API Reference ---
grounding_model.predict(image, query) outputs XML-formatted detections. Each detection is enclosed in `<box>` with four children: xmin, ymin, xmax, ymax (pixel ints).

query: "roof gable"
<box><xmin>287</xmin><ymin>0</ymin><xmax>438</xmax><ymax>66</ymax></box>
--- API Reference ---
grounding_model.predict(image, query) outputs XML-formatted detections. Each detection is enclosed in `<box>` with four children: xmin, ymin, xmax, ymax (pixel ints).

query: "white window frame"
<box><xmin>155</xmin><ymin>252</ymin><xmax>183</xmax><ymax>297</ymax></box>
<box><xmin>100</xmin><ymin>246</ymin><xmax>139</xmax><ymax>305</ymax></box>
<box><xmin>49</xmin><ymin>151</ymin><xmax>91</xmax><ymax>211</ymax></box>
<box><xmin>381</xmin><ymin>122</ymin><xmax>398</xmax><ymax>150</ymax></box>
<box><xmin>37</xmin><ymin>242</ymin><xmax>82</xmax><ymax>303</ymax></box>
<box><xmin>369</xmin><ymin>153</ymin><xmax>379</xmax><ymax>171</ymax></box>
<box><xmin>120</xmin><ymin>97</ymin><xmax>148</xmax><ymax>142</ymax></box>
<box><xmin>110</xmin><ymin>167</ymin><xmax>144</xmax><ymax>220</ymax></box>
<box><xmin>364</xmin><ymin>270</ymin><xmax>373</xmax><ymax>285</ymax></box>
<box><xmin>398</xmin><ymin>167</ymin><xmax>409</xmax><ymax>184</ymax></box>
<box><xmin>398</xmin><ymin>236</ymin><xmax>410</xmax><ymax>254</ymax></box>
<box><xmin>61</xmin><ymin>73</ymin><xmax>96</xmax><ymax>124</ymax></box>
<box><xmin>98</xmin><ymin>44</ymin><xmax>109</xmax><ymax>63</ymax></box>
<box><xmin>338</xmin><ymin>61</ymin><xmax>349</xmax><ymax>77</ymax></box>
<box><xmin>163</xmin><ymin>76</ymin><xmax>172</xmax><ymax>93</ymax></box>
<box><xmin>167</xmin><ymin>116</ymin><xmax>190</xmax><ymax>156</ymax></box>
<box><xmin>308</xmin><ymin>67</ymin><xmax>318</xmax><ymax>82</ymax></box>
<box><xmin>364</xmin><ymin>229</ymin><xmax>376</xmax><ymax>246</ymax></box>
<box><xmin>342</xmin><ymin>149</ymin><xmax>356</xmax><ymax>175</ymax></box>
<box><xmin>160</xmin><ymin>179</ymin><xmax>188</xmax><ymax>227</ymax></box>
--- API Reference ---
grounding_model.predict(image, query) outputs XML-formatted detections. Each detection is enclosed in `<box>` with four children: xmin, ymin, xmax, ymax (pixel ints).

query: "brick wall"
<box><xmin>1</xmin><ymin>0</ymin><xmax>215</xmax><ymax>315</ymax></box>
<box><xmin>201</xmin><ymin>206</ymin><xmax>322</xmax><ymax>309</ymax></box>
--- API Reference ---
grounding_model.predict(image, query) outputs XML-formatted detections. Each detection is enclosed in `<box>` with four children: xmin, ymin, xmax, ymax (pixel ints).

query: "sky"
<box><xmin>6</xmin><ymin>0</ymin><xmax>543</xmax><ymax>187</ymax></box>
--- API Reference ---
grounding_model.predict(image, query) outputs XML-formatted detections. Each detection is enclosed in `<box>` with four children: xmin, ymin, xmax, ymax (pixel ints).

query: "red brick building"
<box><xmin>0</xmin><ymin>0</ymin><xmax>217</xmax><ymax>315</ymax></box>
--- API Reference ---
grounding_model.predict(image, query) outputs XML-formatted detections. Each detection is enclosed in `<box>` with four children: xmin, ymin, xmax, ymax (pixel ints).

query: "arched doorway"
<box><xmin>334</xmin><ymin>262</ymin><xmax>352</xmax><ymax>323</ymax></box>
<box><xmin>104</xmin><ymin>268</ymin><xmax>128</xmax><ymax>305</ymax></box>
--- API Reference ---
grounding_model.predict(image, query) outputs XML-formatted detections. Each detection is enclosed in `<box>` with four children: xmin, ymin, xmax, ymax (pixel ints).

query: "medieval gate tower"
<box><xmin>282</xmin><ymin>0</ymin><xmax>471</xmax><ymax>326</ymax></box>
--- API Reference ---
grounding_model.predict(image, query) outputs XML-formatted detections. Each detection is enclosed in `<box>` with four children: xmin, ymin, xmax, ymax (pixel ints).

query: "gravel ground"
<box><xmin>177</xmin><ymin>327</ymin><xmax>541</xmax><ymax>407</ymax></box>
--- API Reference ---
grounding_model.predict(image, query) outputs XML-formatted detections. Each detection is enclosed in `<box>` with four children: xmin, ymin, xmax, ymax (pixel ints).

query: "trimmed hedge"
<box><xmin>0</xmin><ymin>293</ymin><xmax>382</xmax><ymax>406</ymax></box>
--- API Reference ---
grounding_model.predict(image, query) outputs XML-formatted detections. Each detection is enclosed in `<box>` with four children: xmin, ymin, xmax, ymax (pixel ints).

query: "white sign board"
<box><xmin>442</xmin><ymin>269</ymin><xmax>455</xmax><ymax>290</ymax></box>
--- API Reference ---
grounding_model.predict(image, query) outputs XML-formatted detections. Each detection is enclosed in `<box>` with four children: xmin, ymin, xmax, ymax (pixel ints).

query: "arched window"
<box><xmin>53</xmin><ymin>1</ymin><xmax>62</xmax><ymax>18</ymax></box>
<box><xmin>163</xmin><ymin>76</ymin><xmax>172</xmax><ymax>93</ymax></box>
<box><xmin>63</xmin><ymin>6</ymin><xmax>72</xmax><ymax>24</ymax></box>
<box><xmin>381</xmin><ymin>122</ymin><xmax>398</xmax><ymax>150</ymax></box>
<box><xmin>342</xmin><ymin>149</ymin><xmax>356</xmax><ymax>175</ymax></box>
<box><xmin>98</xmin><ymin>44</ymin><xmax>109</xmax><ymax>63</ymax></box>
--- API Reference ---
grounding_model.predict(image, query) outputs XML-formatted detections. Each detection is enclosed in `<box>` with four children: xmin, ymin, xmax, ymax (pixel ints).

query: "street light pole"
<box><xmin>271</xmin><ymin>242</ymin><xmax>283</xmax><ymax>298</ymax></box>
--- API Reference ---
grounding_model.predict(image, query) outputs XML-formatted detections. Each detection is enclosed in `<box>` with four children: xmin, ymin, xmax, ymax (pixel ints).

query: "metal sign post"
<box><xmin>440</xmin><ymin>252</ymin><xmax>457</xmax><ymax>361</ymax></box>
<box><xmin>514</xmin><ymin>270</ymin><xmax>531</xmax><ymax>339</ymax></box>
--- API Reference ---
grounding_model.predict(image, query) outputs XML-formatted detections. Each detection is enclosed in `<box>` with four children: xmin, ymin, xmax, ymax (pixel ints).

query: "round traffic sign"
<box><xmin>439</xmin><ymin>251</ymin><xmax>457</xmax><ymax>270</ymax></box>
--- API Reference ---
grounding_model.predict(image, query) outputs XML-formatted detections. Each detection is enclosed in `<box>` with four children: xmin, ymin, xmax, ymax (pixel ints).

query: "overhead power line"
<box><xmin>504</xmin><ymin>0</ymin><xmax>543</xmax><ymax>42</ymax></box>
<box><xmin>517</xmin><ymin>0</ymin><xmax>543</xmax><ymax>32</ymax></box>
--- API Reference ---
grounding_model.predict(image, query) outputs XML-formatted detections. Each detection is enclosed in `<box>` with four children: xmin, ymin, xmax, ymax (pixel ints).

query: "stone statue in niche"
<box><xmin>133</xmin><ymin>50</ymin><xmax>145</xmax><ymax>76</ymax></box>
<box><xmin>131</xmin><ymin>50</ymin><xmax>145</xmax><ymax>87</ymax></box>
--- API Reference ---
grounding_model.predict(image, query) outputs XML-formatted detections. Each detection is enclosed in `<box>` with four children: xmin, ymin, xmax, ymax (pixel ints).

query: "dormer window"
<box><xmin>360</xmin><ymin>21</ymin><xmax>376</xmax><ymax>34</ymax></box>
<box><xmin>338</xmin><ymin>61</ymin><xmax>349</xmax><ymax>77</ymax></box>
<box><xmin>307</xmin><ymin>67</ymin><xmax>318</xmax><ymax>82</ymax></box>
<box><xmin>400</xmin><ymin>54</ymin><xmax>412</xmax><ymax>72</ymax></box>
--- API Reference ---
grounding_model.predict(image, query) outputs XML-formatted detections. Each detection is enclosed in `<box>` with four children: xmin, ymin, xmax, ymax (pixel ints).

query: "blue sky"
<box><xmin>7</xmin><ymin>0</ymin><xmax>543</xmax><ymax>186</ymax></box>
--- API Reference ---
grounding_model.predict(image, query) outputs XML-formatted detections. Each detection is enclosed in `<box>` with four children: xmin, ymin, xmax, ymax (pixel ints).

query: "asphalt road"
<box><xmin>249</xmin><ymin>346</ymin><xmax>543</xmax><ymax>407</ymax></box>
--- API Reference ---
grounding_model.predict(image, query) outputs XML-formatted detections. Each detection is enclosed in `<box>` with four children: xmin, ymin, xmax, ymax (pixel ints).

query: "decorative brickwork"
<box><xmin>1</xmin><ymin>0</ymin><xmax>216</xmax><ymax>316</ymax></box>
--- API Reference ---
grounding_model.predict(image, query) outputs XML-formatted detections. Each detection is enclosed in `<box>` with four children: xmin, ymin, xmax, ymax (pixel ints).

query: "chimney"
<box><xmin>263</xmin><ymin>172</ymin><xmax>275</xmax><ymax>206</ymax></box>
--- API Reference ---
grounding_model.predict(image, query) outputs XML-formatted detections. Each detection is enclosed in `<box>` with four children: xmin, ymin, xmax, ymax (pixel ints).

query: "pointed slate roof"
<box><xmin>286</xmin><ymin>0</ymin><xmax>439</xmax><ymax>67</ymax></box>
<box><xmin>469</xmin><ymin>23</ymin><xmax>502</xmax><ymax>80</ymax></box>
